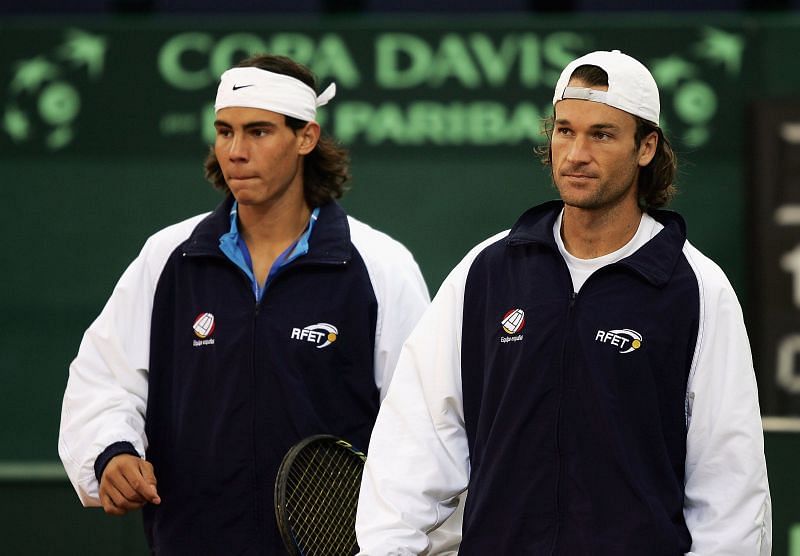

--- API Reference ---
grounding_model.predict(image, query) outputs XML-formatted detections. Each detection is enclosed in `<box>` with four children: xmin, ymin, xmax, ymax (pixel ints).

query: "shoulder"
<box><xmin>471</xmin><ymin>229</ymin><xmax>513</xmax><ymax>260</ymax></box>
<box><xmin>462</xmin><ymin>230</ymin><xmax>512</xmax><ymax>272</ymax></box>
<box><xmin>681</xmin><ymin>240</ymin><xmax>737</xmax><ymax>297</ymax></box>
<box><xmin>680</xmin><ymin>240</ymin><xmax>746</xmax><ymax>331</ymax></box>
<box><xmin>347</xmin><ymin>215</ymin><xmax>420</xmax><ymax>272</ymax></box>
<box><xmin>345</xmin><ymin>216</ymin><xmax>430</xmax><ymax>339</ymax></box>
<box><xmin>133</xmin><ymin>212</ymin><xmax>211</xmax><ymax>276</ymax></box>
<box><xmin>441</xmin><ymin>230</ymin><xmax>511</xmax><ymax>291</ymax></box>
<box><xmin>141</xmin><ymin>213</ymin><xmax>210</xmax><ymax>256</ymax></box>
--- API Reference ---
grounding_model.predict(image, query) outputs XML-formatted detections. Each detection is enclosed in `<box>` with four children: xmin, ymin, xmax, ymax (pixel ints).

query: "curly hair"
<box><xmin>204</xmin><ymin>54</ymin><xmax>350</xmax><ymax>208</ymax></box>
<box><xmin>536</xmin><ymin>64</ymin><xmax>677</xmax><ymax>209</ymax></box>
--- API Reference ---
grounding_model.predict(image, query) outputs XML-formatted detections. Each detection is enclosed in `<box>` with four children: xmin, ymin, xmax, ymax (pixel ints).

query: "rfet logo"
<box><xmin>291</xmin><ymin>323</ymin><xmax>338</xmax><ymax>349</ymax></box>
<box><xmin>595</xmin><ymin>329</ymin><xmax>643</xmax><ymax>354</ymax></box>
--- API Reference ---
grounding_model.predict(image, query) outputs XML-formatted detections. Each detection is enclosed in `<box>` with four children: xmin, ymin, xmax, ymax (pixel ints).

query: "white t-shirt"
<box><xmin>553</xmin><ymin>209</ymin><xmax>664</xmax><ymax>293</ymax></box>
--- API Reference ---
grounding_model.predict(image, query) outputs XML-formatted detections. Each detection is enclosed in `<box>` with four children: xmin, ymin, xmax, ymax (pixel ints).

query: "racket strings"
<box><xmin>284</xmin><ymin>443</ymin><xmax>364</xmax><ymax>555</ymax></box>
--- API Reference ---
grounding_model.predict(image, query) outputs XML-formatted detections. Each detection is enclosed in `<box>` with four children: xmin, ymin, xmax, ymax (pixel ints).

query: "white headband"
<box><xmin>214</xmin><ymin>67</ymin><xmax>336</xmax><ymax>122</ymax></box>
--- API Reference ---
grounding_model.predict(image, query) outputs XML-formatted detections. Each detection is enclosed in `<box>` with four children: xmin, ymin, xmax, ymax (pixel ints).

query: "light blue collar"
<box><xmin>219</xmin><ymin>201</ymin><xmax>319</xmax><ymax>301</ymax></box>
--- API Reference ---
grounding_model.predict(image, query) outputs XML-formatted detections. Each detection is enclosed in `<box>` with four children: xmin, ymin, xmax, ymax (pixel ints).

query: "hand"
<box><xmin>99</xmin><ymin>454</ymin><xmax>161</xmax><ymax>515</ymax></box>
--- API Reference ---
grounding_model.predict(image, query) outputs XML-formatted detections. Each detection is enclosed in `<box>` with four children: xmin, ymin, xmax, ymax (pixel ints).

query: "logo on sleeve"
<box><xmin>291</xmin><ymin>323</ymin><xmax>338</xmax><ymax>349</ymax></box>
<box><xmin>500</xmin><ymin>308</ymin><xmax>525</xmax><ymax>343</ymax></box>
<box><xmin>595</xmin><ymin>329</ymin><xmax>643</xmax><ymax>354</ymax></box>
<box><xmin>192</xmin><ymin>312</ymin><xmax>216</xmax><ymax>347</ymax></box>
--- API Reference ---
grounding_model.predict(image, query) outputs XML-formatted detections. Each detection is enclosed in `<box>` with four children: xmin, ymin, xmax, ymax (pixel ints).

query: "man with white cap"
<box><xmin>356</xmin><ymin>50</ymin><xmax>771</xmax><ymax>555</ymax></box>
<box><xmin>58</xmin><ymin>54</ymin><xmax>430</xmax><ymax>554</ymax></box>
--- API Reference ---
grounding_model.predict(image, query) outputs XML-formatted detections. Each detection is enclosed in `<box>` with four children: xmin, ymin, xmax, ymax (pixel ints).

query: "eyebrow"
<box><xmin>555</xmin><ymin>119</ymin><xmax>621</xmax><ymax>131</ymax></box>
<box><xmin>213</xmin><ymin>120</ymin><xmax>278</xmax><ymax>130</ymax></box>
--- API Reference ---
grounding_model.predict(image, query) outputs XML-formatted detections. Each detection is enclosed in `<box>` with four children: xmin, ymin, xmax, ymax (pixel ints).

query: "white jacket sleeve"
<box><xmin>356</xmin><ymin>233</ymin><xmax>505</xmax><ymax>555</ymax></box>
<box><xmin>683</xmin><ymin>244</ymin><xmax>772</xmax><ymax>555</ymax></box>
<box><xmin>348</xmin><ymin>217</ymin><xmax>431</xmax><ymax>401</ymax></box>
<box><xmin>58</xmin><ymin>215</ymin><xmax>205</xmax><ymax>506</ymax></box>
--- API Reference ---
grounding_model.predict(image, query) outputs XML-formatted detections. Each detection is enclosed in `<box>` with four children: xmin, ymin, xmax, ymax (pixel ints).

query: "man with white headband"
<box><xmin>58</xmin><ymin>54</ymin><xmax>430</xmax><ymax>554</ymax></box>
<box><xmin>357</xmin><ymin>50</ymin><xmax>771</xmax><ymax>555</ymax></box>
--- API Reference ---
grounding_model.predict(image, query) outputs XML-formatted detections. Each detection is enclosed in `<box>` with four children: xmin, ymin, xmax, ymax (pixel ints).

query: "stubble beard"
<box><xmin>553</xmin><ymin>163</ymin><xmax>639</xmax><ymax>212</ymax></box>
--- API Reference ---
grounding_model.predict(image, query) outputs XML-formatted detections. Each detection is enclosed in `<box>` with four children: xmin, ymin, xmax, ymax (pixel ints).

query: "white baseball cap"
<box><xmin>552</xmin><ymin>50</ymin><xmax>660</xmax><ymax>126</ymax></box>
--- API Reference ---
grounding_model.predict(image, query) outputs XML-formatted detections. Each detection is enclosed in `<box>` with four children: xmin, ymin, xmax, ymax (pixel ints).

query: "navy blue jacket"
<box><xmin>59</xmin><ymin>196</ymin><xmax>429</xmax><ymax>555</ymax></box>
<box><xmin>358</xmin><ymin>200</ymin><xmax>769</xmax><ymax>555</ymax></box>
<box><xmin>457</xmin><ymin>201</ymin><xmax>697</xmax><ymax>554</ymax></box>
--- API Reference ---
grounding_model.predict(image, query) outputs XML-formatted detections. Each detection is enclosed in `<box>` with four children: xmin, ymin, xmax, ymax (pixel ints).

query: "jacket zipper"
<box><xmin>248</xmin><ymin>257</ymin><xmax>347</xmax><ymax>543</ymax></box>
<box><xmin>550</xmin><ymin>265</ymin><xmax>624</xmax><ymax>555</ymax></box>
<box><xmin>552</xmin><ymin>289</ymin><xmax>577</xmax><ymax>555</ymax></box>
<box><xmin>250</xmin><ymin>300</ymin><xmax>264</xmax><ymax>546</ymax></box>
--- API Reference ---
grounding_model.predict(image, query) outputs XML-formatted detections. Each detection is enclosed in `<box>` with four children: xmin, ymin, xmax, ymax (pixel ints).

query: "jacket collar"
<box><xmin>507</xmin><ymin>200</ymin><xmax>688</xmax><ymax>287</ymax></box>
<box><xmin>182</xmin><ymin>194</ymin><xmax>353</xmax><ymax>265</ymax></box>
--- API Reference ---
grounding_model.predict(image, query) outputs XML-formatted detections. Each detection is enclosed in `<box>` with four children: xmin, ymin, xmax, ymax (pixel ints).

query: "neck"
<box><xmin>561</xmin><ymin>201</ymin><xmax>643</xmax><ymax>259</ymax></box>
<box><xmin>237</xmin><ymin>190</ymin><xmax>311</xmax><ymax>249</ymax></box>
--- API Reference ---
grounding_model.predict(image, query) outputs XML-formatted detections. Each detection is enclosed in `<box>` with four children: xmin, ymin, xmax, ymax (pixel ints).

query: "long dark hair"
<box><xmin>537</xmin><ymin>64</ymin><xmax>677</xmax><ymax>209</ymax></box>
<box><xmin>204</xmin><ymin>54</ymin><xmax>350</xmax><ymax>207</ymax></box>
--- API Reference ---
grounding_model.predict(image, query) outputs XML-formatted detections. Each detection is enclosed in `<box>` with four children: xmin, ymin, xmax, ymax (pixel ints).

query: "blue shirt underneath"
<box><xmin>218</xmin><ymin>201</ymin><xmax>319</xmax><ymax>302</ymax></box>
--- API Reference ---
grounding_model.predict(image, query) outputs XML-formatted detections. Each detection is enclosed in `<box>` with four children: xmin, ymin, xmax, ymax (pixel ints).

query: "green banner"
<box><xmin>1</xmin><ymin>18</ymin><xmax>749</xmax><ymax>154</ymax></box>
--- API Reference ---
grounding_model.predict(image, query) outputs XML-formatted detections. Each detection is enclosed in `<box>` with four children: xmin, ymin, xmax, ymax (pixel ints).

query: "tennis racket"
<box><xmin>274</xmin><ymin>434</ymin><xmax>367</xmax><ymax>556</ymax></box>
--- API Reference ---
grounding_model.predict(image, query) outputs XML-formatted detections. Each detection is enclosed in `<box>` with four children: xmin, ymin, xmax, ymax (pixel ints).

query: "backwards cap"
<box><xmin>552</xmin><ymin>50</ymin><xmax>660</xmax><ymax>126</ymax></box>
<box><xmin>215</xmin><ymin>66</ymin><xmax>336</xmax><ymax>122</ymax></box>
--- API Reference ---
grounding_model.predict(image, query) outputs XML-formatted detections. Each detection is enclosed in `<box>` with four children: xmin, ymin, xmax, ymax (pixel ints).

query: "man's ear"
<box><xmin>298</xmin><ymin>121</ymin><xmax>320</xmax><ymax>155</ymax></box>
<box><xmin>638</xmin><ymin>130</ymin><xmax>658</xmax><ymax>168</ymax></box>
